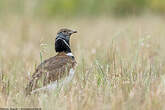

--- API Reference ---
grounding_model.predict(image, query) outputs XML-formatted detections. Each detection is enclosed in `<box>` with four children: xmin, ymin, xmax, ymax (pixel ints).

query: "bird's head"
<box><xmin>55</xmin><ymin>28</ymin><xmax>77</xmax><ymax>53</ymax></box>
<box><xmin>57</xmin><ymin>28</ymin><xmax>77</xmax><ymax>36</ymax></box>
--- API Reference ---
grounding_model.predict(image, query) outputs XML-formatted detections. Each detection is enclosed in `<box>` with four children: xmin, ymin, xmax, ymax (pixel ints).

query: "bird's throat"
<box><xmin>55</xmin><ymin>37</ymin><xmax>71</xmax><ymax>53</ymax></box>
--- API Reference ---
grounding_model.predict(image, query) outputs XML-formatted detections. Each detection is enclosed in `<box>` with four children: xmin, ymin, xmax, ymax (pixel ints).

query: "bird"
<box><xmin>25</xmin><ymin>28</ymin><xmax>77</xmax><ymax>95</ymax></box>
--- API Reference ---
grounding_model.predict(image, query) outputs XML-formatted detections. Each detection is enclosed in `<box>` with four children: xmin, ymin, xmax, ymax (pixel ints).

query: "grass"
<box><xmin>0</xmin><ymin>15</ymin><xmax>165</xmax><ymax>110</ymax></box>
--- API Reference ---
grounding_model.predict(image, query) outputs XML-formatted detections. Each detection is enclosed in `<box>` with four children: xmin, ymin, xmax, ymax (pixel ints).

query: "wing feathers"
<box><xmin>25</xmin><ymin>52</ymin><xmax>76</xmax><ymax>95</ymax></box>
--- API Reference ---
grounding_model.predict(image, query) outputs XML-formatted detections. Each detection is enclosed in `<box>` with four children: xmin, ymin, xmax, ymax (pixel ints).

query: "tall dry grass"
<box><xmin>0</xmin><ymin>15</ymin><xmax>165</xmax><ymax>110</ymax></box>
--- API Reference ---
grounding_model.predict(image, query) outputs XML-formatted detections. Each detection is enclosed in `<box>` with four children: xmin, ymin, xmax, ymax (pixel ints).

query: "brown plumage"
<box><xmin>25</xmin><ymin>28</ymin><xmax>77</xmax><ymax>95</ymax></box>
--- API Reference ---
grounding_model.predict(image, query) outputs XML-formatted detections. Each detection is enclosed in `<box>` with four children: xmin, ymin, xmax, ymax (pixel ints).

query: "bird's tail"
<box><xmin>25</xmin><ymin>78</ymin><xmax>34</xmax><ymax>96</ymax></box>
<box><xmin>25</xmin><ymin>71</ymin><xmax>41</xmax><ymax>95</ymax></box>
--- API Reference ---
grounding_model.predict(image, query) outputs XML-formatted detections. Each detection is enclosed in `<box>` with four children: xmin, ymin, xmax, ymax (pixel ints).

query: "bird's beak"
<box><xmin>70</xmin><ymin>30</ymin><xmax>77</xmax><ymax>34</ymax></box>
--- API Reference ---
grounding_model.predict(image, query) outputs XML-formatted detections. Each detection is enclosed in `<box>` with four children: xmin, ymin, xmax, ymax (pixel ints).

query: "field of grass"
<box><xmin>0</xmin><ymin>15</ymin><xmax>165</xmax><ymax>110</ymax></box>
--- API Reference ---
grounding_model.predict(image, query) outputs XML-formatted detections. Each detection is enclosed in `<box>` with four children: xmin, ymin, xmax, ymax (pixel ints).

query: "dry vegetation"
<box><xmin>0</xmin><ymin>15</ymin><xmax>165</xmax><ymax>110</ymax></box>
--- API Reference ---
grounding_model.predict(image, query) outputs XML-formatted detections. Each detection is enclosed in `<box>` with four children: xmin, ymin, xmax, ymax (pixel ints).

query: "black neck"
<box><xmin>55</xmin><ymin>34</ymin><xmax>71</xmax><ymax>53</ymax></box>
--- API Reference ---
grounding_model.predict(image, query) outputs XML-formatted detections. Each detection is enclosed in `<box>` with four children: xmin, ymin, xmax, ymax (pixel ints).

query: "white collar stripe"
<box><xmin>66</xmin><ymin>53</ymin><xmax>74</xmax><ymax>57</ymax></box>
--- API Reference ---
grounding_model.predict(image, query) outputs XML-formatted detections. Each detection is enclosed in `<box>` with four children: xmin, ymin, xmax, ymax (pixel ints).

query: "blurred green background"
<box><xmin>0</xmin><ymin>0</ymin><xmax>165</xmax><ymax>18</ymax></box>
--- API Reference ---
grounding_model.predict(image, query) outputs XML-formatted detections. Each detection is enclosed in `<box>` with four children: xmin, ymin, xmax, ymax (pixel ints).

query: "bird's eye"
<box><xmin>62</xmin><ymin>30</ymin><xmax>69</xmax><ymax>35</ymax></box>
